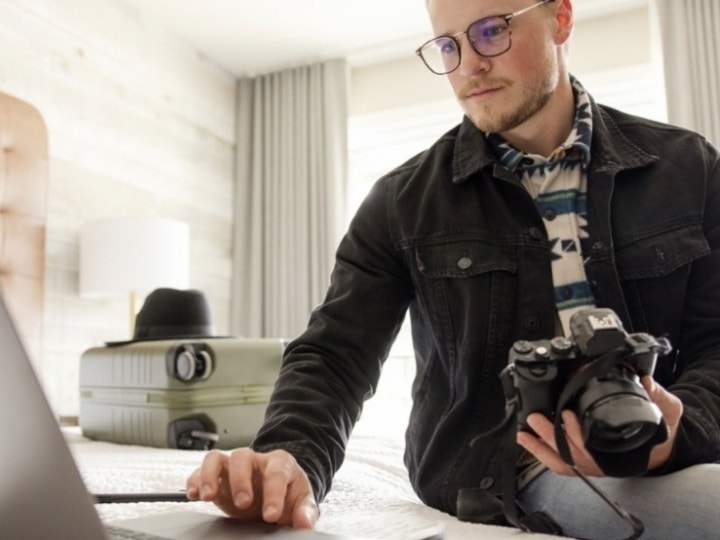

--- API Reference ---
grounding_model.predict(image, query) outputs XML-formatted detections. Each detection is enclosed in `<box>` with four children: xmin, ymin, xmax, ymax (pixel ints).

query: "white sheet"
<box><xmin>66</xmin><ymin>428</ymin><xmax>561</xmax><ymax>540</ymax></box>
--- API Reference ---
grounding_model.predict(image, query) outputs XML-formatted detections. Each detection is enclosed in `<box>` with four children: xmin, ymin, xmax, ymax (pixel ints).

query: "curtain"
<box><xmin>231</xmin><ymin>59</ymin><xmax>348</xmax><ymax>338</ymax></box>
<box><xmin>654</xmin><ymin>0</ymin><xmax>720</xmax><ymax>146</ymax></box>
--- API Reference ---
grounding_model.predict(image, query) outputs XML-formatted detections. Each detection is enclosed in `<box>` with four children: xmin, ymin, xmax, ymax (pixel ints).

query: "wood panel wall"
<box><xmin>0</xmin><ymin>0</ymin><xmax>236</xmax><ymax>416</ymax></box>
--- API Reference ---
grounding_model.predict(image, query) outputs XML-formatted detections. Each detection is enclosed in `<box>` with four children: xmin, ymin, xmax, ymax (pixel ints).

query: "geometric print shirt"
<box><xmin>487</xmin><ymin>77</ymin><xmax>596</xmax><ymax>336</ymax></box>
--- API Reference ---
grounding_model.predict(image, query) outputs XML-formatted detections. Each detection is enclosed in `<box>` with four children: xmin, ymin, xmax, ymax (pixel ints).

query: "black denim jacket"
<box><xmin>252</xmin><ymin>100</ymin><xmax>720</xmax><ymax>517</ymax></box>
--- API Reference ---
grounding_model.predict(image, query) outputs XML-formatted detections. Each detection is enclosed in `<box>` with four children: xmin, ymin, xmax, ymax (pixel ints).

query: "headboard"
<box><xmin>0</xmin><ymin>90</ymin><xmax>48</xmax><ymax>372</ymax></box>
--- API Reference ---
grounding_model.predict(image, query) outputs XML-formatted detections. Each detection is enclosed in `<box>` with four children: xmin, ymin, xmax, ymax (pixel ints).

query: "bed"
<box><xmin>66</xmin><ymin>354</ymin><xmax>566</xmax><ymax>540</ymax></box>
<box><xmin>66</xmin><ymin>426</ymin><xmax>560</xmax><ymax>540</ymax></box>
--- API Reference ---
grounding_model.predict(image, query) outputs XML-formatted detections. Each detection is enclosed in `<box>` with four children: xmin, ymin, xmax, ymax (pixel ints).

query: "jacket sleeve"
<box><xmin>250</xmin><ymin>177</ymin><xmax>413</xmax><ymax>502</ymax></box>
<box><xmin>655</xmin><ymin>140</ymin><xmax>720</xmax><ymax>473</ymax></box>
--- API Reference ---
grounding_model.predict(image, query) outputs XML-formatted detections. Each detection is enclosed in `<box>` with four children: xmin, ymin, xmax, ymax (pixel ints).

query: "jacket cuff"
<box><xmin>646</xmin><ymin>406</ymin><xmax>720</xmax><ymax>476</ymax></box>
<box><xmin>249</xmin><ymin>440</ymin><xmax>330</xmax><ymax>503</ymax></box>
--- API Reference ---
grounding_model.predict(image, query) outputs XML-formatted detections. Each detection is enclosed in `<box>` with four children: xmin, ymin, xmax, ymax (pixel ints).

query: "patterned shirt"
<box><xmin>488</xmin><ymin>77</ymin><xmax>595</xmax><ymax>336</ymax></box>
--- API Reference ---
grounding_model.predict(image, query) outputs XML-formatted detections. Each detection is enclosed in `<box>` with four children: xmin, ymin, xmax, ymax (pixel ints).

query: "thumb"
<box><xmin>642</xmin><ymin>376</ymin><xmax>683</xmax><ymax>470</ymax></box>
<box><xmin>642</xmin><ymin>376</ymin><xmax>683</xmax><ymax>427</ymax></box>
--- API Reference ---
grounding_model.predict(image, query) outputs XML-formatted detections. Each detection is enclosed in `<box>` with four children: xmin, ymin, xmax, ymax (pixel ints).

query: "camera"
<box><xmin>503</xmin><ymin>308</ymin><xmax>672</xmax><ymax>476</ymax></box>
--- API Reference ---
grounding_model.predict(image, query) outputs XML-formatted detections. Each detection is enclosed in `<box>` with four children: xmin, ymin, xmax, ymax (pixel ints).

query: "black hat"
<box><xmin>106</xmin><ymin>288</ymin><xmax>215</xmax><ymax>346</ymax></box>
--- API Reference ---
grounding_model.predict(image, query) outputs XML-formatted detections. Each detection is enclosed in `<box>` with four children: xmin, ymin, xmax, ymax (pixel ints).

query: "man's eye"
<box><xmin>477</xmin><ymin>23</ymin><xmax>507</xmax><ymax>40</ymax></box>
<box><xmin>440</xmin><ymin>41</ymin><xmax>457</xmax><ymax>55</ymax></box>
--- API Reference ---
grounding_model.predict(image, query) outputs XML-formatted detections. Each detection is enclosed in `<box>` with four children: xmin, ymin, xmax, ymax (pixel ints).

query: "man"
<box><xmin>187</xmin><ymin>1</ymin><xmax>720</xmax><ymax>537</ymax></box>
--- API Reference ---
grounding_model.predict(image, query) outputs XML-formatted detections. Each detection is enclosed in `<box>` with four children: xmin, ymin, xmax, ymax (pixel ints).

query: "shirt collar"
<box><xmin>487</xmin><ymin>76</ymin><xmax>593</xmax><ymax>173</ymax></box>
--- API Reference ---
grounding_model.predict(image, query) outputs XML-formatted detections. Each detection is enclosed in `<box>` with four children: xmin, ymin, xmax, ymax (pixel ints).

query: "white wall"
<box><xmin>0</xmin><ymin>0</ymin><xmax>236</xmax><ymax>416</ymax></box>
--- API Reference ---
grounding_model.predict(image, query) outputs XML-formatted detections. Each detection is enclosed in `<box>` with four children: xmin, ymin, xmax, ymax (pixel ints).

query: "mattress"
<box><xmin>66</xmin><ymin>428</ymin><xmax>561</xmax><ymax>540</ymax></box>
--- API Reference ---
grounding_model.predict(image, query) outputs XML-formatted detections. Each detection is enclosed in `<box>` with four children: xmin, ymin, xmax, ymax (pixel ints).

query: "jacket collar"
<box><xmin>451</xmin><ymin>116</ymin><xmax>496</xmax><ymax>184</ymax></box>
<box><xmin>589</xmin><ymin>100</ymin><xmax>659</xmax><ymax>173</ymax></box>
<box><xmin>450</xmin><ymin>96</ymin><xmax>659</xmax><ymax>184</ymax></box>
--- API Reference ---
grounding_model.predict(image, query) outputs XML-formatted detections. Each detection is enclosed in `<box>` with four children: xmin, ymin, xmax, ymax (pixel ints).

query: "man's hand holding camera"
<box><xmin>517</xmin><ymin>375</ymin><xmax>684</xmax><ymax>477</ymax></box>
<box><xmin>504</xmin><ymin>308</ymin><xmax>681</xmax><ymax>478</ymax></box>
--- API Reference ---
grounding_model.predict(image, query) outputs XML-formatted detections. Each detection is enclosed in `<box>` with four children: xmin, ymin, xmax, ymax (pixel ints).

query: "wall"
<box><xmin>0</xmin><ymin>0</ymin><xmax>236</xmax><ymax>416</ymax></box>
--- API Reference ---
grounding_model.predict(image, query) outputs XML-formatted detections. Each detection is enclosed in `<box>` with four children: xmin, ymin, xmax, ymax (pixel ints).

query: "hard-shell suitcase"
<box><xmin>79</xmin><ymin>338</ymin><xmax>284</xmax><ymax>450</ymax></box>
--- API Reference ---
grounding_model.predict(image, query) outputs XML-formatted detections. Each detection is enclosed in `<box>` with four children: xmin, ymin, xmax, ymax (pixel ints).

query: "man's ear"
<box><xmin>554</xmin><ymin>0</ymin><xmax>574</xmax><ymax>45</ymax></box>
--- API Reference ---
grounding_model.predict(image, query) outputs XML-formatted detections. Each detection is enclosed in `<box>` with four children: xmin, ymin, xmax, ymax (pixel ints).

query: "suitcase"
<box><xmin>79</xmin><ymin>338</ymin><xmax>285</xmax><ymax>450</ymax></box>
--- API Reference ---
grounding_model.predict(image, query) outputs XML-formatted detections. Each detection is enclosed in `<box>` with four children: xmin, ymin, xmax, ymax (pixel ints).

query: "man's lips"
<box><xmin>464</xmin><ymin>86</ymin><xmax>502</xmax><ymax>100</ymax></box>
<box><xmin>459</xmin><ymin>78</ymin><xmax>510</xmax><ymax>100</ymax></box>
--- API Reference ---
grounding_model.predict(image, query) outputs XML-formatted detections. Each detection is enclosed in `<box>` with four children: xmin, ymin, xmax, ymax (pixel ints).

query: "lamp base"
<box><xmin>129</xmin><ymin>290</ymin><xmax>140</xmax><ymax>338</ymax></box>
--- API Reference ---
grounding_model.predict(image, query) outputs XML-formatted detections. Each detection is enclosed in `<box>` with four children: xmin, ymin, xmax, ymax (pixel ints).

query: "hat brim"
<box><xmin>105</xmin><ymin>334</ymin><xmax>235</xmax><ymax>347</ymax></box>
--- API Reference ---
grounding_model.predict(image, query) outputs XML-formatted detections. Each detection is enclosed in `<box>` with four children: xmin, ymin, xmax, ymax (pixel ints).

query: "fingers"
<box><xmin>642</xmin><ymin>375</ymin><xmax>683</xmax><ymax>428</ymax></box>
<box><xmin>185</xmin><ymin>449</ymin><xmax>227</xmax><ymax>501</ymax></box>
<box><xmin>258</xmin><ymin>450</ymin><xmax>319</xmax><ymax>528</ymax></box>
<box><xmin>641</xmin><ymin>376</ymin><xmax>683</xmax><ymax>470</ymax></box>
<box><xmin>558</xmin><ymin>410</ymin><xmax>604</xmax><ymax>476</ymax></box>
<box><xmin>226</xmin><ymin>448</ymin><xmax>259</xmax><ymax>510</ymax></box>
<box><xmin>516</xmin><ymin>412</ymin><xmax>603</xmax><ymax>477</ymax></box>
<box><xmin>270</xmin><ymin>457</ymin><xmax>319</xmax><ymax>528</ymax></box>
<box><xmin>291</xmin><ymin>492</ymin><xmax>320</xmax><ymax>529</ymax></box>
<box><xmin>517</xmin><ymin>423</ymin><xmax>574</xmax><ymax>476</ymax></box>
<box><xmin>185</xmin><ymin>447</ymin><xmax>319</xmax><ymax>528</ymax></box>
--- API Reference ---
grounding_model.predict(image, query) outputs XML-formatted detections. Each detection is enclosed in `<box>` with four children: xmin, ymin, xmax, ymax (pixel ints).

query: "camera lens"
<box><xmin>592</xmin><ymin>421</ymin><xmax>645</xmax><ymax>442</ymax></box>
<box><xmin>584</xmin><ymin>408</ymin><xmax>659</xmax><ymax>452</ymax></box>
<box><xmin>576</xmin><ymin>368</ymin><xmax>663</xmax><ymax>453</ymax></box>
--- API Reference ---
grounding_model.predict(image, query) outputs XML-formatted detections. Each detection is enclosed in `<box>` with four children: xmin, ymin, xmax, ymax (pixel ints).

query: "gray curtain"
<box><xmin>232</xmin><ymin>59</ymin><xmax>348</xmax><ymax>338</ymax></box>
<box><xmin>655</xmin><ymin>0</ymin><xmax>720</xmax><ymax>146</ymax></box>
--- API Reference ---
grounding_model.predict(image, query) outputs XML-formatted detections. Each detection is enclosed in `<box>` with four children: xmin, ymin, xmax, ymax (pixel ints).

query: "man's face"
<box><xmin>426</xmin><ymin>0</ymin><xmax>563</xmax><ymax>136</ymax></box>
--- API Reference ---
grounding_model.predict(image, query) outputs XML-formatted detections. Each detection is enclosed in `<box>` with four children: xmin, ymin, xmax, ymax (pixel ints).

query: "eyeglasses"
<box><xmin>416</xmin><ymin>0</ymin><xmax>555</xmax><ymax>75</ymax></box>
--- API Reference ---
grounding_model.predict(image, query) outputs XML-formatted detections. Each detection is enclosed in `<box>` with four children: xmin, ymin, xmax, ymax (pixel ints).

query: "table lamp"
<box><xmin>79</xmin><ymin>217</ymin><xmax>190</xmax><ymax>334</ymax></box>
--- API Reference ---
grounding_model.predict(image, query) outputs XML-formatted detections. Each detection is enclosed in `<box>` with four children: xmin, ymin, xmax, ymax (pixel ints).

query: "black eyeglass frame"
<box><xmin>415</xmin><ymin>0</ymin><xmax>555</xmax><ymax>75</ymax></box>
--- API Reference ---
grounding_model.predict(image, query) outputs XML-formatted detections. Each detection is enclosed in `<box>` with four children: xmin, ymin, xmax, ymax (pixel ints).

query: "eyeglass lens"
<box><xmin>468</xmin><ymin>18</ymin><xmax>511</xmax><ymax>55</ymax></box>
<box><xmin>420</xmin><ymin>17</ymin><xmax>511</xmax><ymax>74</ymax></box>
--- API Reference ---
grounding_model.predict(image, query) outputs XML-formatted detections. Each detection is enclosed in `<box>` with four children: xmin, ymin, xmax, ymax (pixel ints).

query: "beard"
<box><xmin>460</xmin><ymin>61</ymin><xmax>559</xmax><ymax>135</ymax></box>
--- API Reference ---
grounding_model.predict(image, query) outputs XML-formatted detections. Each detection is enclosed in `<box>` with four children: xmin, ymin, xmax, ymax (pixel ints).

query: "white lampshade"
<box><xmin>79</xmin><ymin>217</ymin><xmax>190</xmax><ymax>298</ymax></box>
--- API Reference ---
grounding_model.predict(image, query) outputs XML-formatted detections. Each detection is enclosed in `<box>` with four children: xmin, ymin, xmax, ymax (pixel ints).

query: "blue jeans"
<box><xmin>516</xmin><ymin>464</ymin><xmax>720</xmax><ymax>539</ymax></box>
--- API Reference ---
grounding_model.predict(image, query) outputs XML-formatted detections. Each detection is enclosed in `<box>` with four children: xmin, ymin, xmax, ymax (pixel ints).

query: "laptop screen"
<box><xmin>0</xmin><ymin>295</ymin><xmax>108</xmax><ymax>538</ymax></box>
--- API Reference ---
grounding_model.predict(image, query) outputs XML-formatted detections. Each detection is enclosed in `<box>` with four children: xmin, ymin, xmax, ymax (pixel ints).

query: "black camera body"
<box><xmin>504</xmin><ymin>308</ymin><xmax>672</xmax><ymax>476</ymax></box>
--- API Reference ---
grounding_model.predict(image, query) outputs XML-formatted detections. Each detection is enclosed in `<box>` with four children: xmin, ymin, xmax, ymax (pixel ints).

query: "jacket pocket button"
<box><xmin>457</xmin><ymin>256</ymin><xmax>473</xmax><ymax>270</ymax></box>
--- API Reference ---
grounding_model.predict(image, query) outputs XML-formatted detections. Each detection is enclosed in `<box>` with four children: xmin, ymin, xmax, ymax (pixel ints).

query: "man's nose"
<box><xmin>456</xmin><ymin>37</ymin><xmax>492</xmax><ymax>76</ymax></box>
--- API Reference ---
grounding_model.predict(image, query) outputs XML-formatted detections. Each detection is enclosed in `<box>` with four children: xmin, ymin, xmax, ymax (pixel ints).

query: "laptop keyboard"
<box><xmin>105</xmin><ymin>524</ymin><xmax>169</xmax><ymax>540</ymax></box>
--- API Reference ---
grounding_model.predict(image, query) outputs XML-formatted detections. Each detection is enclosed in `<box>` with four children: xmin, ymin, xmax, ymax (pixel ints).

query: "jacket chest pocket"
<box><xmin>413</xmin><ymin>239</ymin><xmax>518</xmax><ymax>358</ymax></box>
<box><xmin>615</xmin><ymin>223</ymin><xmax>709</xmax><ymax>280</ymax></box>
<box><xmin>613</xmin><ymin>223</ymin><xmax>710</xmax><ymax>360</ymax></box>
<box><xmin>416</xmin><ymin>239</ymin><xmax>517</xmax><ymax>278</ymax></box>
<box><xmin>410</xmin><ymin>239</ymin><xmax>520</xmax><ymax>417</ymax></box>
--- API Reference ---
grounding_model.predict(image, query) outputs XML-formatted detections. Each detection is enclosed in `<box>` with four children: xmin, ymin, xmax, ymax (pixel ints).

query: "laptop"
<box><xmin>0</xmin><ymin>295</ymin><xmax>442</xmax><ymax>540</ymax></box>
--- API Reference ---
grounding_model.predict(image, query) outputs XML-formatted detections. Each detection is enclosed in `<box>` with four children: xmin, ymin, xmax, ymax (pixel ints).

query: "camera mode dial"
<box><xmin>512</xmin><ymin>340</ymin><xmax>535</xmax><ymax>355</ymax></box>
<box><xmin>550</xmin><ymin>336</ymin><xmax>574</xmax><ymax>355</ymax></box>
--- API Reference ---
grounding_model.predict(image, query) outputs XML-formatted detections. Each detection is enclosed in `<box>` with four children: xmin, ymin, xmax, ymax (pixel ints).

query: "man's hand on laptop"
<box><xmin>186</xmin><ymin>448</ymin><xmax>319</xmax><ymax>528</ymax></box>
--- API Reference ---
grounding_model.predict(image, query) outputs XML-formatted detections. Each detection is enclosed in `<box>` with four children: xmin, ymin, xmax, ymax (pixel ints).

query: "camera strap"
<box><xmin>464</xmin><ymin>367</ymin><xmax>565</xmax><ymax>535</ymax></box>
<box><xmin>550</xmin><ymin>352</ymin><xmax>646</xmax><ymax>539</ymax></box>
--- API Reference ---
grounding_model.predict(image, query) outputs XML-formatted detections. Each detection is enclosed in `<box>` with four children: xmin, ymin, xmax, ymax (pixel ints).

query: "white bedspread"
<box><xmin>66</xmin><ymin>428</ymin><xmax>560</xmax><ymax>540</ymax></box>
